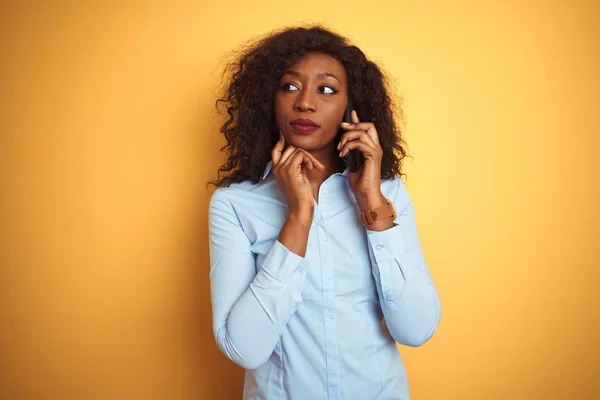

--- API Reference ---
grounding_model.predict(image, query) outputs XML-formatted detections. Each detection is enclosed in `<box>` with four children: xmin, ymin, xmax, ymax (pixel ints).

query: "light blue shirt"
<box><xmin>208</xmin><ymin>162</ymin><xmax>441</xmax><ymax>400</ymax></box>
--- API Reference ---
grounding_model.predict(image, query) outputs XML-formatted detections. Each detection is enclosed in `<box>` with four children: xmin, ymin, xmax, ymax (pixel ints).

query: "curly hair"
<box><xmin>210</xmin><ymin>25</ymin><xmax>407</xmax><ymax>187</ymax></box>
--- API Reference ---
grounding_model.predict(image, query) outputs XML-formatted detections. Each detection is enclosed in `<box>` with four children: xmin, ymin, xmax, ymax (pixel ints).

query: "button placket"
<box><xmin>317</xmin><ymin>206</ymin><xmax>341</xmax><ymax>399</ymax></box>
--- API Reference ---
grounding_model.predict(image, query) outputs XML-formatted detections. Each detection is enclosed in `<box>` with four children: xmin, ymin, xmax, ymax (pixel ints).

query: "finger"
<box><xmin>277</xmin><ymin>144</ymin><xmax>297</xmax><ymax>167</ymax></box>
<box><xmin>271</xmin><ymin>132</ymin><xmax>286</xmax><ymax>166</ymax></box>
<box><xmin>351</xmin><ymin>109</ymin><xmax>360</xmax><ymax>124</ymax></box>
<box><xmin>282</xmin><ymin>148</ymin><xmax>325</xmax><ymax>172</ymax></box>
<box><xmin>284</xmin><ymin>149</ymin><xmax>321</xmax><ymax>172</ymax></box>
<box><xmin>302</xmin><ymin>157</ymin><xmax>315</xmax><ymax>171</ymax></box>
<box><xmin>341</xmin><ymin>119</ymin><xmax>380</xmax><ymax>146</ymax></box>
<box><xmin>337</xmin><ymin>130</ymin><xmax>377</xmax><ymax>151</ymax></box>
<box><xmin>355</xmin><ymin>111</ymin><xmax>380</xmax><ymax>146</ymax></box>
<box><xmin>299</xmin><ymin>149</ymin><xmax>325</xmax><ymax>171</ymax></box>
<box><xmin>339</xmin><ymin>139</ymin><xmax>381</xmax><ymax>159</ymax></box>
<box><xmin>284</xmin><ymin>149</ymin><xmax>311</xmax><ymax>171</ymax></box>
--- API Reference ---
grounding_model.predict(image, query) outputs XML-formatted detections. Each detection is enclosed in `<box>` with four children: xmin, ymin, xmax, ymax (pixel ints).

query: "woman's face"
<box><xmin>274</xmin><ymin>52</ymin><xmax>348</xmax><ymax>153</ymax></box>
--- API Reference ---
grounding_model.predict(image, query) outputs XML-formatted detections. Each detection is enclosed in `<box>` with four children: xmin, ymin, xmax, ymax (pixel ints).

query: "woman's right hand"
<box><xmin>271</xmin><ymin>132</ymin><xmax>324</xmax><ymax>220</ymax></box>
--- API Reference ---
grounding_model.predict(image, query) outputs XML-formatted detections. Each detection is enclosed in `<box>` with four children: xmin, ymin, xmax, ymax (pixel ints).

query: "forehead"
<box><xmin>285</xmin><ymin>52</ymin><xmax>347</xmax><ymax>79</ymax></box>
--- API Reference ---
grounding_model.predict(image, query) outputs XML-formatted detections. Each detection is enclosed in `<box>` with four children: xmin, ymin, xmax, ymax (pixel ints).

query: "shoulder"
<box><xmin>209</xmin><ymin>182</ymin><xmax>248</xmax><ymax>209</ymax></box>
<box><xmin>208</xmin><ymin>183</ymin><xmax>253</xmax><ymax>225</ymax></box>
<box><xmin>209</xmin><ymin>179</ymin><xmax>275</xmax><ymax>212</ymax></box>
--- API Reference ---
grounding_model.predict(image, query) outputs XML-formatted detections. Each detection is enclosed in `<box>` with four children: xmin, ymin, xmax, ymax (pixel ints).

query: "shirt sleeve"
<box><xmin>366</xmin><ymin>178</ymin><xmax>442</xmax><ymax>347</ymax></box>
<box><xmin>208</xmin><ymin>189</ymin><xmax>309</xmax><ymax>369</ymax></box>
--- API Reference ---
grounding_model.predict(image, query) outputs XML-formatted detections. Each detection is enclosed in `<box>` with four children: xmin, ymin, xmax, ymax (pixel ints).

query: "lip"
<box><xmin>291</xmin><ymin>118</ymin><xmax>319</xmax><ymax>127</ymax></box>
<box><xmin>290</xmin><ymin>118</ymin><xmax>320</xmax><ymax>135</ymax></box>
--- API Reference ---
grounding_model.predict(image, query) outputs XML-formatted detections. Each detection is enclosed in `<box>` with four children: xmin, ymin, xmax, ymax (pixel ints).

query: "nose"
<box><xmin>294</xmin><ymin>89</ymin><xmax>316</xmax><ymax>112</ymax></box>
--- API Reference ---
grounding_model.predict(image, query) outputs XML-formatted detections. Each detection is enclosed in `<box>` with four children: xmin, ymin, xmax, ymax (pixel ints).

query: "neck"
<box><xmin>304</xmin><ymin>143</ymin><xmax>345</xmax><ymax>186</ymax></box>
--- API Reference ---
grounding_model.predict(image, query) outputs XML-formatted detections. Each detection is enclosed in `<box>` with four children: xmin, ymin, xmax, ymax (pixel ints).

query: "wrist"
<box><xmin>357</xmin><ymin>193</ymin><xmax>396</xmax><ymax>231</ymax></box>
<box><xmin>279</xmin><ymin>211</ymin><xmax>312</xmax><ymax>258</ymax></box>
<box><xmin>356</xmin><ymin>191</ymin><xmax>387</xmax><ymax>212</ymax></box>
<box><xmin>287</xmin><ymin>209</ymin><xmax>313</xmax><ymax>227</ymax></box>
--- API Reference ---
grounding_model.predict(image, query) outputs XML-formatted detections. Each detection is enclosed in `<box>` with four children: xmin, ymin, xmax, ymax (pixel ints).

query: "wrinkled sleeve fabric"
<box><xmin>208</xmin><ymin>189</ymin><xmax>309</xmax><ymax>369</ymax></box>
<box><xmin>366</xmin><ymin>179</ymin><xmax>442</xmax><ymax>347</ymax></box>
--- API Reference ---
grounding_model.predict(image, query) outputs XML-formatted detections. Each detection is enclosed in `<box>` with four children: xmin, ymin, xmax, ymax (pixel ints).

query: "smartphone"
<box><xmin>341</xmin><ymin>101</ymin><xmax>361</xmax><ymax>172</ymax></box>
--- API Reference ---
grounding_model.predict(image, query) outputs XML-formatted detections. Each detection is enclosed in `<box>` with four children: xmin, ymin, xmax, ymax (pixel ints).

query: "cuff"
<box><xmin>366</xmin><ymin>224</ymin><xmax>410</xmax><ymax>311</ymax></box>
<box><xmin>367</xmin><ymin>224</ymin><xmax>407</xmax><ymax>262</ymax></box>
<box><xmin>261</xmin><ymin>240</ymin><xmax>309</xmax><ymax>288</ymax></box>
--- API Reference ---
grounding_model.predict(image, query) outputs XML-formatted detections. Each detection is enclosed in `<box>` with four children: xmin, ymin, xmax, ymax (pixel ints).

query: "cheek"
<box><xmin>325</xmin><ymin>98</ymin><xmax>346</xmax><ymax>117</ymax></box>
<box><xmin>326</xmin><ymin>104</ymin><xmax>346</xmax><ymax>128</ymax></box>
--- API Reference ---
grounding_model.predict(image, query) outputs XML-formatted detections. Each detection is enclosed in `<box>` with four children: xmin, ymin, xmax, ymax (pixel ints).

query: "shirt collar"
<box><xmin>261</xmin><ymin>161</ymin><xmax>349</xmax><ymax>181</ymax></box>
<box><xmin>261</xmin><ymin>161</ymin><xmax>273</xmax><ymax>180</ymax></box>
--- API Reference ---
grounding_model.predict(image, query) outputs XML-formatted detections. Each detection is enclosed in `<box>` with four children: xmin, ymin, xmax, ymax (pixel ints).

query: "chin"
<box><xmin>288</xmin><ymin>138</ymin><xmax>320</xmax><ymax>151</ymax></box>
<box><xmin>288</xmin><ymin>133</ymin><xmax>334</xmax><ymax>150</ymax></box>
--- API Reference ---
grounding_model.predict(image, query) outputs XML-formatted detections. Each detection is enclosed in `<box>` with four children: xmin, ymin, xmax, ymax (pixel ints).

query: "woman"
<box><xmin>208</xmin><ymin>25</ymin><xmax>441</xmax><ymax>400</ymax></box>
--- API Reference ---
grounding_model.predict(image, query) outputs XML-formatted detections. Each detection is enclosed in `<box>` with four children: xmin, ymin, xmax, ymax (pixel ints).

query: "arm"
<box><xmin>364</xmin><ymin>179</ymin><xmax>442</xmax><ymax>347</ymax></box>
<box><xmin>338</xmin><ymin>111</ymin><xmax>441</xmax><ymax>346</ymax></box>
<box><xmin>208</xmin><ymin>190</ymin><xmax>311</xmax><ymax>369</ymax></box>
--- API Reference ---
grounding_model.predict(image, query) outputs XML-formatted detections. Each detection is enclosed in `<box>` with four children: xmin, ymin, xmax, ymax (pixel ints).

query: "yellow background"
<box><xmin>1</xmin><ymin>1</ymin><xmax>598</xmax><ymax>399</ymax></box>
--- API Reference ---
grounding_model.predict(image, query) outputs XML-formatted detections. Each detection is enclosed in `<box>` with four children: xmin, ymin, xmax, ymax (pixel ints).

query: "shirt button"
<box><xmin>376</xmin><ymin>244</ymin><xmax>384</xmax><ymax>250</ymax></box>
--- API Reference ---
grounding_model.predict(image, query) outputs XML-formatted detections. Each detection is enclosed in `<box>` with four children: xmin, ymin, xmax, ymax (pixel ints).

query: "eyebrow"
<box><xmin>282</xmin><ymin>70</ymin><xmax>340</xmax><ymax>82</ymax></box>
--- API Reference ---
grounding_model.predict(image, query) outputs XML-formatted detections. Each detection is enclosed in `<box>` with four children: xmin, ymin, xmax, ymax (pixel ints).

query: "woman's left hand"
<box><xmin>338</xmin><ymin>110</ymin><xmax>387</xmax><ymax>210</ymax></box>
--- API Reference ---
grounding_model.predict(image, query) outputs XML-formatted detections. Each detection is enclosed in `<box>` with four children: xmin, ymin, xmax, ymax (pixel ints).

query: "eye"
<box><xmin>282</xmin><ymin>83</ymin><xmax>299</xmax><ymax>91</ymax></box>
<box><xmin>318</xmin><ymin>85</ymin><xmax>338</xmax><ymax>95</ymax></box>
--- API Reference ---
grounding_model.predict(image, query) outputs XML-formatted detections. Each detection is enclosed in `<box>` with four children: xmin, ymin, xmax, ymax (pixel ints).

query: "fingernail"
<box><xmin>342</xmin><ymin>122</ymin><xmax>351</xmax><ymax>126</ymax></box>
